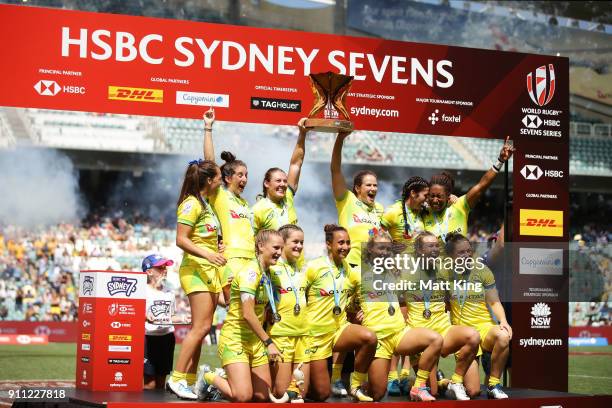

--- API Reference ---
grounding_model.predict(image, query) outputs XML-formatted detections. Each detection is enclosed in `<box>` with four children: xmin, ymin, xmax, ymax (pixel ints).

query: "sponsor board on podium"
<box><xmin>76</xmin><ymin>270</ymin><xmax>146</xmax><ymax>392</ymax></box>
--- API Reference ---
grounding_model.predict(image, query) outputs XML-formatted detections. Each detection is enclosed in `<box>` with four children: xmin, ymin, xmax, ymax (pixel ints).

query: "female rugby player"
<box><xmin>402</xmin><ymin>231</ymin><xmax>480</xmax><ymax>400</ymax></box>
<box><xmin>304</xmin><ymin>224</ymin><xmax>377</xmax><ymax>402</ymax></box>
<box><xmin>357</xmin><ymin>230</ymin><xmax>443</xmax><ymax>402</ymax></box>
<box><xmin>379</xmin><ymin>176</ymin><xmax>429</xmax><ymax>395</ymax></box>
<box><xmin>166</xmin><ymin>157</ymin><xmax>226</xmax><ymax>399</ymax></box>
<box><xmin>202</xmin><ymin>109</ymin><xmax>256</xmax><ymax>302</ymax></box>
<box><xmin>424</xmin><ymin>137</ymin><xmax>515</xmax><ymax>246</ymax></box>
<box><xmin>197</xmin><ymin>230</ymin><xmax>285</xmax><ymax>402</ymax></box>
<box><xmin>267</xmin><ymin>224</ymin><xmax>309</xmax><ymax>402</ymax></box>
<box><xmin>331</xmin><ymin>131</ymin><xmax>384</xmax><ymax>268</ymax></box>
<box><xmin>445</xmin><ymin>233</ymin><xmax>512</xmax><ymax>399</ymax></box>
<box><xmin>252</xmin><ymin>119</ymin><xmax>308</xmax><ymax>233</ymax></box>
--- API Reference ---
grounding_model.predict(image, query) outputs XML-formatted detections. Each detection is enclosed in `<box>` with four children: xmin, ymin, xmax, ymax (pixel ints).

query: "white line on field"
<box><xmin>569</xmin><ymin>374</ymin><xmax>612</xmax><ymax>380</ymax></box>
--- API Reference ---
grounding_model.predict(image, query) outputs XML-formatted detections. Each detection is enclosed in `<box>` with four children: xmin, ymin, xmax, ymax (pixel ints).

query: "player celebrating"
<box><xmin>252</xmin><ymin>119</ymin><xmax>308</xmax><ymax>233</ymax></box>
<box><xmin>305</xmin><ymin>224</ymin><xmax>378</xmax><ymax>402</ymax></box>
<box><xmin>197</xmin><ymin>230</ymin><xmax>285</xmax><ymax>402</ymax></box>
<box><xmin>331</xmin><ymin>131</ymin><xmax>384</xmax><ymax>268</ymax></box>
<box><xmin>357</xmin><ymin>231</ymin><xmax>443</xmax><ymax>402</ymax></box>
<box><xmin>167</xmin><ymin>159</ymin><xmax>226</xmax><ymax>399</ymax></box>
<box><xmin>202</xmin><ymin>109</ymin><xmax>256</xmax><ymax>302</ymax></box>
<box><xmin>267</xmin><ymin>224</ymin><xmax>309</xmax><ymax>402</ymax></box>
<box><xmin>445</xmin><ymin>233</ymin><xmax>512</xmax><ymax>399</ymax></box>
<box><xmin>402</xmin><ymin>232</ymin><xmax>480</xmax><ymax>400</ymax></box>
<box><xmin>424</xmin><ymin>137</ymin><xmax>515</xmax><ymax>246</ymax></box>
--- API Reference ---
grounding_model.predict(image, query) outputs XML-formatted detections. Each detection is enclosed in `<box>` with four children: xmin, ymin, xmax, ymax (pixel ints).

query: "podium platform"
<box><xmin>11</xmin><ymin>387</ymin><xmax>609</xmax><ymax>408</ymax></box>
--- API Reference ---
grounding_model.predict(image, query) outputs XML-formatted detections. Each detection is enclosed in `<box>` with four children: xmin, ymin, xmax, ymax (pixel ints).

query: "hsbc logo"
<box><xmin>521</xmin><ymin>164</ymin><xmax>564</xmax><ymax>180</ymax></box>
<box><xmin>521</xmin><ymin>165</ymin><xmax>542</xmax><ymax>180</ymax></box>
<box><xmin>522</xmin><ymin>115</ymin><xmax>542</xmax><ymax>129</ymax></box>
<box><xmin>110</xmin><ymin>321</ymin><xmax>132</xmax><ymax>329</ymax></box>
<box><xmin>527</xmin><ymin>65</ymin><xmax>556</xmax><ymax>107</ymax></box>
<box><xmin>34</xmin><ymin>80</ymin><xmax>60</xmax><ymax>96</ymax></box>
<box><xmin>34</xmin><ymin>80</ymin><xmax>86</xmax><ymax>96</ymax></box>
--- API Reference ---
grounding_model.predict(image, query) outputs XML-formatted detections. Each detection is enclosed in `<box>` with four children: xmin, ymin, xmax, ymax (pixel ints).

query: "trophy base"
<box><xmin>304</xmin><ymin>118</ymin><xmax>354</xmax><ymax>133</ymax></box>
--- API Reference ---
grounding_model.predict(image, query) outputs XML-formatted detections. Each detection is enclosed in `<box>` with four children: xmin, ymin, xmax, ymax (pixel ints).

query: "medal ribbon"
<box><xmin>282</xmin><ymin>262</ymin><xmax>300</xmax><ymax>310</ymax></box>
<box><xmin>432</xmin><ymin>208</ymin><xmax>451</xmax><ymax>242</ymax></box>
<box><xmin>326</xmin><ymin>257</ymin><xmax>345</xmax><ymax>313</ymax></box>
<box><xmin>272</xmin><ymin>197</ymin><xmax>289</xmax><ymax>227</ymax></box>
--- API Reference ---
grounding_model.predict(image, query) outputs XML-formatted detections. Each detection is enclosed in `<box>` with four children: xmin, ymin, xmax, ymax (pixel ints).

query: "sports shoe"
<box><xmin>331</xmin><ymin>380</ymin><xmax>348</xmax><ymax>398</ymax></box>
<box><xmin>387</xmin><ymin>379</ymin><xmax>401</xmax><ymax>396</ymax></box>
<box><xmin>350</xmin><ymin>386</ymin><xmax>374</xmax><ymax>402</ymax></box>
<box><xmin>288</xmin><ymin>391</ymin><xmax>304</xmax><ymax>403</ymax></box>
<box><xmin>436</xmin><ymin>369</ymin><xmax>445</xmax><ymax>382</ymax></box>
<box><xmin>409</xmin><ymin>386</ymin><xmax>436</xmax><ymax>402</ymax></box>
<box><xmin>445</xmin><ymin>382</ymin><xmax>470</xmax><ymax>401</ymax></box>
<box><xmin>166</xmin><ymin>378</ymin><xmax>198</xmax><ymax>400</ymax></box>
<box><xmin>487</xmin><ymin>384</ymin><xmax>509</xmax><ymax>399</ymax></box>
<box><xmin>399</xmin><ymin>377</ymin><xmax>411</xmax><ymax>395</ymax></box>
<box><xmin>195</xmin><ymin>364</ymin><xmax>216</xmax><ymax>401</ymax></box>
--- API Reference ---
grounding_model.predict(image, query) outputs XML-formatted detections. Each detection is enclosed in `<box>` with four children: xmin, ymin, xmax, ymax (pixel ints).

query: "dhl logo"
<box><xmin>519</xmin><ymin>209</ymin><xmax>563</xmax><ymax>237</ymax></box>
<box><xmin>108</xmin><ymin>86</ymin><xmax>163</xmax><ymax>103</ymax></box>
<box><xmin>82</xmin><ymin>333</ymin><xmax>91</xmax><ymax>340</ymax></box>
<box><xmin>108</xmin><ymin>334</ymin><xmax>132</xmax><ymax>342</ymax></box>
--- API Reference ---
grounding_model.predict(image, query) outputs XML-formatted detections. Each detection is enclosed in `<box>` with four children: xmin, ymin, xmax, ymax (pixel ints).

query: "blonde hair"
<box><xmin>255</xmin><ymin>229</ymin><xmax>283</xmax><ymax>255</ymax></box>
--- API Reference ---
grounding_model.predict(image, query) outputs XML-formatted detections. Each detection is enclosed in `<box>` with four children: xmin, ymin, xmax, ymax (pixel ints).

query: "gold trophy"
<box><xmin>304</xmin><ymin>71</ymin><xmax>354</xmax><ymax>132</ymax></box>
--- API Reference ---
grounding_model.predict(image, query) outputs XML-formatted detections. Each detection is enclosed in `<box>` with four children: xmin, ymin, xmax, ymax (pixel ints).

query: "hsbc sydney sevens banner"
<box><xmin>0</xmin><ymin>4</ymin><xmax>567</xmax><ymax>139</ymax></box>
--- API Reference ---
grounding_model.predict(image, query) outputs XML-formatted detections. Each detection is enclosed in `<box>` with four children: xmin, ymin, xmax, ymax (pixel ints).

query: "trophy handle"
<box><xmin>332</xmin><ymin>82</ymin><xmax>352</xmax><ymax>121</ymax></box>
<box><xmin>308</xmin><ymin>80</ymin><xmax>328</xmax><ymax>118</ymax></box>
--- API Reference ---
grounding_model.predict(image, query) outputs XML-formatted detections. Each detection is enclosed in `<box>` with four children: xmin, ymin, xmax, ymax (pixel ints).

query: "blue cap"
<box><xmin>142</xmin><ymin>254</ymin><xmax>174</xmax><ymax>272</ymax></box>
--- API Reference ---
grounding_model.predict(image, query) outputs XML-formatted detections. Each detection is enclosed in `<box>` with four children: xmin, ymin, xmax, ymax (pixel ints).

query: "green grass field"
<box><xmin>1</xmin><ymin>344</ymin><xmax>611</xmax><ymax>395</ymax></box>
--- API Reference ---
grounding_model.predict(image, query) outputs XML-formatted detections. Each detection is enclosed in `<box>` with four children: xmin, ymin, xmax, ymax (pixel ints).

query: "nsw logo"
<box><xmin>530</xmin><ymin>302</ymin><xmax>551</xmax><ymax>329</ymax></box>
<box><xmin>107</xmin><ymin>277</ymin><xmax>138</xmax><ymax>297</ymax></box>
<box><xmin>526</xmin><ymin>65</ymin><xmax>556</xmax><ymax>107</ymax></box>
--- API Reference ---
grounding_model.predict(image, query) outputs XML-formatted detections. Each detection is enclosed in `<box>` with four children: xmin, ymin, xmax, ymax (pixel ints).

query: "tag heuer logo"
<box><xmin>522</xmin><ymin>114</ymin><xmax>542</xmax><ymax>129</ymax></box>
<box><xmin>520</xmin><ymin>165</ymin><xmax>542</xmax><ymax>180</ymax></box>
<box><xmin>252</xmin><ymin>99</ymin><xmax>260</xmax><ymax>106</ymax></box>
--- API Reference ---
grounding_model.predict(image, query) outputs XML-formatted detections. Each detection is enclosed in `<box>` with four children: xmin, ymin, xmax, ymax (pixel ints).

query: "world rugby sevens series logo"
<box><xmin>107</xmin><ymin>276</ymin><xmax>138</xmax><ymax>297</ymax></box>
<box><xmin>526</xmin><ymin>64</ymin><xmax>556</xmax><ymax>107</ymax></box>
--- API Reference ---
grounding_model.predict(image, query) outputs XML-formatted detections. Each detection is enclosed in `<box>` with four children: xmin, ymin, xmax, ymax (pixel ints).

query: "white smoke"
<box><xmin>0</xmin><ymin>147</ymin><xmax>83</xmax><ymax>228</ymax></box>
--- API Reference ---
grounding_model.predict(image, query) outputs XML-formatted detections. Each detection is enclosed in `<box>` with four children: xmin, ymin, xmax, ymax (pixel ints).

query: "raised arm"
<box><xmin>466</xmin><ymin>136</ymin><xmax>515</xmax><ymax>208</ymax></box>
<box><xmin>202</xmin><ymin>108</ymin><xmax>216</xmax><ymax>162</ymax></box>
<box><xmin>287</xmin><ymin>118</ymin><xmax>308</xmax><ymax>192</ymax></box>
<box><xmin>330</xmin><ymin>131</ymin><xmax>351</xmax><ymax>200</ymax></box>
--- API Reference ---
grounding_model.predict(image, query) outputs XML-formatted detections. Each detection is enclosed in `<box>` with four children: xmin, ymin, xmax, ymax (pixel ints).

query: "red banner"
<box><xmin>570</xmin><ymin>326</ymin><xmax>612</xmax><ymax>342</ymax></box>
<box><xmin>0</xmin><ymin>321</ymin><xmax>77</xmax><ymax>343</ymax></box>
<box><xmin>0</xmin><ymin>4</ymin><xmax>567</xmax><ymax>139</ymax></box>
<box><xmin>0</xmin><ymin>334</ymin><xmax>48</xmax><ymax>345</ymax></box>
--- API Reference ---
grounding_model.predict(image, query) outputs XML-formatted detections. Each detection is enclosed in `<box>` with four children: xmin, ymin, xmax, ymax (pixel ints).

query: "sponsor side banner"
<box><xmin>0</xmin><ymin>4</ymin><xmax>568</xmax><ymax>139</ymax></box>
<box><xmin>570</xmin><ymin>326</ymin><xmax>612</xmax><ymax>343</ymax></box>
<box><xmin>76</xmin><ymin>271</ymin><xmax>145</xmax><ymax>391</ymax></box>
<box><xmin>0</xmin><ymin>321</ymin><xmax>77</xmax><ymax>342</ymax></box>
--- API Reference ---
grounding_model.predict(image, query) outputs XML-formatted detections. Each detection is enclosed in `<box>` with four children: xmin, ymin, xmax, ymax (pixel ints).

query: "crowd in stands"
<box><xmin>1</xmin><ymin>194</ymin><xmax>611</xmax><ymax>326</ymax></box>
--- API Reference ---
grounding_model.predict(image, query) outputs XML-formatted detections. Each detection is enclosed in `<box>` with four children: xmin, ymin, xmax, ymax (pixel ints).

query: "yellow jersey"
<box><xmin>221</xmin><ymin>259</ymin><xmax>268</xmax><ymax>341</ymax></box>
<box><xmin>336</xmin><ymin>191</ymin><xmax>384</xmax><ymax>266</ymax></box>
<box><xmin>354</xmin><ymin>263</ymin><xmax>405</xmax><ymax>339</ymax></box>
<box><xmin>448</xmin><ymin>264</ymin><xmax>496</xmax><ymax>328</ymax></box>
<box><xmin>210</xmin><ymin>187</ymin><xmax>255</xmax><ymax>259</ymax></box>
<box><xmin>401</xmin><ymin>266</ymin><xmax>451</xmax><ymax>331</ymax></box>
<box><xmin>423</xmin><ymin>195</ymin><xmax>471</xmax><ymax>248</ymax></box>
<box><xmin>381</xmin><ymin>200</ymin><xmax>425</xmax><ymax>254</ymax></box>
<box><xmin>304</xmin><ymin>256</ymin><xmax>359</xmax><ymax>336</ymax></box>
<box><xmin>177</xmin><ymin>195</ymin><xmax>220</xmax><ymax>265</ymax></box>
<box><xmin>252</xmin><ymin>188</ymin><xmax>298</xmax><ymax>233</ymax></box>
<box><xmin>267</xmin><ymin>258</ymin><xmax>308</xmax><ymax>336</ymax></box>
